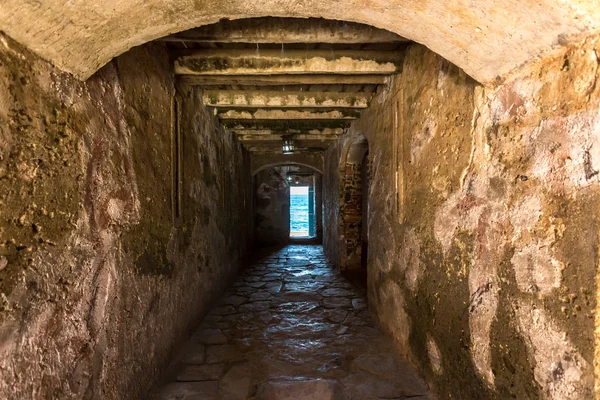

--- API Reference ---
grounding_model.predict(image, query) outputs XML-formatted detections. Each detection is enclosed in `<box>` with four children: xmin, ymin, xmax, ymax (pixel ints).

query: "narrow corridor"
<box><xmin>2</xmin><ymin>7</ymin><xmax>598</xmax><ymax>398</ymax></box>
<box><xmin>148</xmin><ymin>245</ymin><xmax>431</xmax><ymax>399</ymax></box>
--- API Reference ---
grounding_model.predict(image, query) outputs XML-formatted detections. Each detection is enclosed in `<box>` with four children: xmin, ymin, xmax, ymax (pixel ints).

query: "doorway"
<box><xmin>290</xmin><ymin>186</ymin><xmax>316</xmax><ymax>238</ymax></box>
<box><xmin>339</xmin><ymin>135</ymin><xmax>369</xmax><ymax>273</ymax></box>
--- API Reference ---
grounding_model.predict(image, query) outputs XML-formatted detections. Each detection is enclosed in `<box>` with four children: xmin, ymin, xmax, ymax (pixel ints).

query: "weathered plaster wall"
<box><xmin>0</xmin><ymin>34</ymin><xmax>252</xmax><ymax>399</ymax></box>
<box><xmin>254</xmin><ymin>167</ymin><xmax>290</xmax><ymax>246</ymax></box>
<box><xmin>325</xmin><ymin>38</ymin><xmax>600</xmax><ymax>399</ymax></box>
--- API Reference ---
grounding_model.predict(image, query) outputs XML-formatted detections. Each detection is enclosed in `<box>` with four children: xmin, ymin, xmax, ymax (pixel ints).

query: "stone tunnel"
<box><xmin>0</xmin><ymin>2</ymin><xmax>599</xmax><ymax>399</ymax></box>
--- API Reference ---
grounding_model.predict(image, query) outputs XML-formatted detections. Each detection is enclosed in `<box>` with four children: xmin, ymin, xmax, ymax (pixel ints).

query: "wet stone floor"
<box><xmin>148</xmin><ymin>245</ymin><xmax>432</xmax><ymax>400</ymax></box>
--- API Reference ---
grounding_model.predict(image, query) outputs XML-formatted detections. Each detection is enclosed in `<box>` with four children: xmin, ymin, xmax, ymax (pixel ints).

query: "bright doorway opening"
<box><xmin>290</xmin><ymin>186</ymin><xmax>315</xmax><ymax>238</ymax></box>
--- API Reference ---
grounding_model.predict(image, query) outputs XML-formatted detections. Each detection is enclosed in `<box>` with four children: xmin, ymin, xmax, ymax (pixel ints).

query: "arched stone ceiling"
<box><xmin>0</xmin><ymin>0</ymin><xmax>598</xmax><ymax>84</ymax></box>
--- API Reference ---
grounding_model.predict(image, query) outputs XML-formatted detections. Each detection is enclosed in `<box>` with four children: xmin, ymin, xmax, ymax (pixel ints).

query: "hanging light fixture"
<box><xmin>282</xmin><ymin>135</ymin><xmax>295</xmax><ymax>155</ymax></box>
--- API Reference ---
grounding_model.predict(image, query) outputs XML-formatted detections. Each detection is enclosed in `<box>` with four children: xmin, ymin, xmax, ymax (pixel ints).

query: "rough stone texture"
<box><xmin>147</xmin><ymin>245</ymin><xmax>431</xmax><ymax>400</ymax></box>
<box><xmin>323</xmin><ymin>147</ymin><xmax>341</xmax><ymax>267</ymax></box>
<box><xmin>324</xmin><ymin>38</ymin><xmax>600</xmax><ymax>399</ymax></box>
<box><xmin>0</xmin><ymin>34</ymin><xmax>252</xmax><ymax>400</ymax></box>
<box><xmin>340</xmin><ymin>162</ymin><xmax>365</xmax><ymax>269</ymax></box>
<box><xmin>256</xmin><ymin>379</ymin><xmax>339</xmax><ymax>400</ymax></box>
<box><xmin>323</xmin><ymin>136</ymin><xmax>368</xmax><ymax>270</ymax></box>
<box><xmin>154</xmin><ymin>381</ymin><xmax>219</xmax><ymax>400</ymax></box>
<box><xmin>254</xmin><ymin>167</ymin><xmax>290</xmax><ymax>245</ymax></box>
<box><xmin>0</xmin><ymin>1</ymin><xmax>599</xmax><ymax>83</ymax></box>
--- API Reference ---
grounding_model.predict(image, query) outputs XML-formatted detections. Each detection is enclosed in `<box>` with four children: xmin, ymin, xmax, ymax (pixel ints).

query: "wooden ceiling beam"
<box><xmin>217</xmin><ymin>108</ymin><xmax>360</xmax><ymax>120</ymax></box>
<box><xmin>175</xmin><ymin>49</ymin><xmax>403</xmax><ymax>75</ymax></box>
<box><xmin>203</xmin><ymin>90</ymin><xmax>371</xmax><ymax>109</ymax></box>
<box><xmin>179</xmin><ymin>74</ymin><xmax>387</xmax><ymax>86</ymax></box>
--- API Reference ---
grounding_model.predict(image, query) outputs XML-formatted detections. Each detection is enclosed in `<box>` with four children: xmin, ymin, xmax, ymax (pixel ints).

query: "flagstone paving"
<box><xmin>147</xmin><ymin>245</ymin><xmax>432</xmax><ymax>400</ymax></box>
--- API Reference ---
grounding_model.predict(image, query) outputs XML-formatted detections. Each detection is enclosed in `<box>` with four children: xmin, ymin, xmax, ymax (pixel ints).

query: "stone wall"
<box><xmin>254</xmin><ymin>167</ymin><xmax>290</xmax><ymax>246</ymax></box>
<box><xmin>341</xmin><ymin>162</ymin><xmax>364</xmax><ymax>269</ymax></box>
<box><xmin>0</xmin><ymin>35</ymin><xmax>252</xmax><ymax>399</ymax></box>
<box><xmin>324</xmin><ymin>137</ymin><xmax>368</xmax><ymax>270</ymax></box>
<box><xmin>324</xmin><ymin>38</ymin><xmax>600</xmax><ymax>399</ymax></box>
<box><xmin>323</xmin><ymin>143</ymin><xmax>342</xmax><ymax>266</ymax></box>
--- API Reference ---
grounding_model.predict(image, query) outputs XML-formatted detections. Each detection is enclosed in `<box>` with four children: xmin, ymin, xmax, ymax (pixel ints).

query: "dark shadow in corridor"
<box><xmin>147</xmin><ymin>245</ymin><xmax>431</xmax><ymax>399</ymax></box>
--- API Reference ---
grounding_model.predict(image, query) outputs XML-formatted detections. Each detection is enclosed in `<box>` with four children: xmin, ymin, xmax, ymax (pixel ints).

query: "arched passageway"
<box><xmin>338</xmin><ymin>135</ymin><xmax>370</xmax><ymax>273</ymax></box>
<box><xmin>0</xmin><ymin>0</ymin><xmax>598</xmax><ymax>83</ymax></box>
<box><xmin>0</xmin><ymin>5</ymin><xmax>599</xmax><ymax>400</ymax></box>
<box><xmin>251</xmin><ymin>154</ymin><xmax>324</xmax><ymax>177</ymax></box>
<box><xmin>252</xmin><ymin>164</ymin><xmax>323</xmax><ymax>246</ymax></box>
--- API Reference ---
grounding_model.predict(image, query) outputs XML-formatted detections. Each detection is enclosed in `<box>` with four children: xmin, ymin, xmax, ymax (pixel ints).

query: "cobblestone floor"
<box><xmin>148</xmin><ymin>245</ymin><xmax>432</xmax><ymax>400</ymax></box>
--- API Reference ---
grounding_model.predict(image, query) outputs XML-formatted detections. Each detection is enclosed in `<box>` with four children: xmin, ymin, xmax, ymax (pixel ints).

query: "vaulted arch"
<box><xmin>0</xmin><ymin>0</ymin><xmax>598</xmax><ymax>83</ymax></box>
<box><xmin>251</xmin><ymin>153</ymin><xmax>324</xmax><ymax>176</ymax></box>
